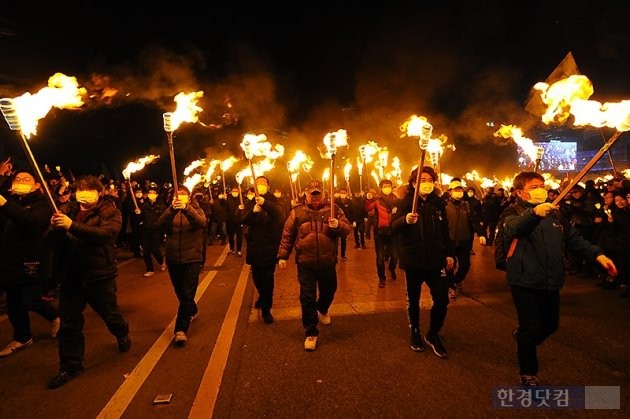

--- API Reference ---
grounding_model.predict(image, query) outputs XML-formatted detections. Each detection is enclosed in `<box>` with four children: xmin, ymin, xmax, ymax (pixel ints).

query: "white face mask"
<box><xmin>419</xmin><ymin>183</ymin><xmax>434</xmax><ymax>196</ymax></box>
<box><xmin>147</xmin><ymin>193</ymin><xmax>158</xmax><ymax>201</ymax></box>
<box><xmin>526</xmin><ymin>188</ymin><xmax>548</xmax><ymax>205</ymax></box>
<box><xmin>231</xmin><ymin>192</ymin><xmax>239</xmax><ymax>198</ymax></box>
<box><xmin>247</xmin><ymin>194</ymin><xmax>255</xmax><ymax>200</ymax></box>
<box><xmin>76</xmin><ymin>190</ymin><xmax>99</xmax><ymax>205</ymax></box>
<box><xmin>381</xmin><ymin>187</ymin><xmax>392</xmax><ymax>195</ymax></box>
<box><xmin>467</xmin><ymin>191</ymin><xmax>474</xmax><ymax>198</ymax></box>
<box><xmin>177</xmin><ymin>194</ymin><xmax>189</xmax><ymax>205</ymax></box>
<box><xmin>273</xmin><ymin>192</ymin><xmax>282</xmax><ymax>198</ymax></box>
<box><xmin>339</xmin><ymin>193</ymin><xmax>347</xmax><ymax>199</ymax></box>
<box><xmin>12</xmin><ymin>183</ymin><xmax>33</xmax><ymax>195</ymax></box>
<box><xmin>135</xmin><ymin>192</ymin><xmax>143</xmax><ymax>199</ymax></box>
<box><xmin>451</xmin><ymin>191</ymin><xmax>464</xmax><ymax>200</ymax></box>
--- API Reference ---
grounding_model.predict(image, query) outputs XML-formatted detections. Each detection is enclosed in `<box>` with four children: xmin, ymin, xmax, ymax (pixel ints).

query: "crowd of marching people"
<box><xmin>0</xmin><ymin>153</ymin><xmax>629</xmax><ymax>388</ymax></box>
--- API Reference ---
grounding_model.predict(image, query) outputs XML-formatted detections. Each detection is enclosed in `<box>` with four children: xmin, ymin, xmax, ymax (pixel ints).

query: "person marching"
<box><xmin>277</xmin><ymin>179</ymin><xmax>351</xmax><ymax>351</ymax></box>
<box><xmin>392</xmin><ymin>167</ymin><xmax>455</xmax><ymax>357</ymax></box>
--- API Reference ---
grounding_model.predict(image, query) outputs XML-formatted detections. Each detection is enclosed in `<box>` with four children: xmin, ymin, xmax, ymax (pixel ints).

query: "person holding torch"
<box><xmin>277</xmin><ymin>179</ymin><xmax>351</xmax><ymax>351</ymax></box>
<box><xmin>391</xmin><ymin>166</ymin><xmax>455</xmax><ymax>357</ymax></box>
<box><xmin>501</xmin><ymin>171</ymin><xmax>617</xmax><ymax>386</ymax></box>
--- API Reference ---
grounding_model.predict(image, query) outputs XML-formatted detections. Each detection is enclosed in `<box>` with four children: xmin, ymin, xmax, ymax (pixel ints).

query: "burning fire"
<box><xmin>1</xmin><ymin>73</ymin><xmax>87</xmax><ymax>139</ymax></box>
<box><xmin>165</xmin><ymin>91</ymin><xmax>204</xmax><ymax>132</ymax></box>
<box><xmin>534</xmin><ymin>74</ymin><xmax>630</xmax><ymax>131</ymax></box>
<box><xmin>122</xmin><ymin>154</ymin><xmax>160</xmax><ymax>179</ymax></box>
<box><xmin>494</xmin><ymin>124</ymin><xmax>539</xmax><ymax>161</ymax></box>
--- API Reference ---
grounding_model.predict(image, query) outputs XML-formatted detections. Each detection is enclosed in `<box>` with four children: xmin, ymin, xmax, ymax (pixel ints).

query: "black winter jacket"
<box><xmin>391</xmin><ymin>185</ymin><xmax>454</xmax><ymax>270</ymax></box>
<box><xmin>44</xmin><ymin>198</ymin><xmax>121</xmax><ymax>284</ymax></box>
<box><xmin>0</xmin><ymin>190</ymin><xmax>54</xmax><ymax>285</ymax></box>
<box><xmin>158</xmin><ymin>200</ymin><xmax>206</xmax><ymax>265</ymax></box>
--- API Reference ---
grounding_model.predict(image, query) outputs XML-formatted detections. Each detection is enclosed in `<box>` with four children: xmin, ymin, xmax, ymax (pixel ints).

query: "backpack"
<box><xmin>494</xmin><ymin>204</ymin><xmax>525</xmax><ymax>271</ymax></box>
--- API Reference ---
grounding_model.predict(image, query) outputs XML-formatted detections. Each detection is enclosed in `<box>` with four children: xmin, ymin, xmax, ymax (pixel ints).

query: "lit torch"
<box><xmin>163</xmin><ymin>91</ymin><xmax>204</xmax><ymax>191</ymax></box>
<box><xmin>122</xmin><ymin>154</ymin><xmax>160</xmax><ymax>212</ymax></box>
<box><xmin>321</xmin><ymin>129</ymin><xmax>349</xmax><ymax>217</ymax></box>
<box><xmin>240</xmin><ymin>133</ymin><xmax>284</xmax><ymax>197</ymax></box>
<box><xmin>401</xmin><ymin>115</ymin><xmax>433</xmax><ymax>214</ymax></box>
<box><xmin>221</xmin><ymin>156</ymin><xmax>238</xmax><ymax>196</ymax></box>
<box><xmin>0</xmin><ymin>73</ymin><xmax>87</xmax><ymax>212</ymax></box>
<box><xmin>343</xmin><ymin>160</ymin><xmax>352</xmax><ymax>194</ymax></box>
<box><xmin>533</xmin><ymin>74</ymin><xmax>630</xmax><ymax>204</ymax></box>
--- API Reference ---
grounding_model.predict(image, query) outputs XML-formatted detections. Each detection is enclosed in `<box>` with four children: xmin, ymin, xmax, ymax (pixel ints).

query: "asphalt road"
<box><xmin>0</xmin><ymin>238</ymin><xmax>628</xmax><ymax>418</ymax></box>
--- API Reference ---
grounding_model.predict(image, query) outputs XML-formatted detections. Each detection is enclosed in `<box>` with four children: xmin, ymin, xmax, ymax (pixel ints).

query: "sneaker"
<box><xmin>51</xmin><ymin>317</ymin><xmax>61</xmax><ymax>338</ymax></box>
<box><xmin>448</xmin><ymin>287</ymin><xmax>457</xmax><ymax>301</ymax></box>
<box><xmin>378</xmin><ymin>279</ymin><xmax>386</xmax><ymax>288</ymax></box>
<box><xmin>410</xmin><ymin>328</ymin><xmax>425</xmax><ymax>352</ymax></box>
<box><xmin>424</xmin><ymin>331</ymin><xmax>448</xmax><ymax>358</ymax></box>
<box><xmin>174</xmin><ymin>331</ymin><xmax>187</xmax><ymax>346</ymax></box>
<box><xmin>228</xmin><ymin>250</ymin><xmax>235</xmax><ymax>255</ymax></box>
<box><xmin>520</xmin><ymin>374</ymin><xmax>539</xmax><ymax>387</ymax></box>
<box><xmin>341</xmin><ymin>256</ymin><xmax>348</xmax><ymax>261</ymax></box>
<box><xmin>237</xmin><ymin>251</ymin><xmax>242</xmax><ymax>257</ymax></box>
<box><xmin>143</xmin><ymin>271</ymin><xmax>155</xmax><ymax>277</ymax></box>
<box><xmin>117</xmin><ymin>335</ymin><xmax>131</xmax><ymax>352</ymax></box>
<box><xmin>304</xmin><ymin>336</ymin><xmax>318</xmax><ymax>351</ymax></box>
<box><xmin>160</xmin><ymin>262</ymin><xmax>167</xmax><ymax>271</ymax></box>
<box><xmin>318</xmin><ymin>311</ymin><xmax>331</xmax><ymax>325</ymax></box>
<box><xmin>262</xmin><ymin>312</ymin><xmax>274</xmax><ymax>324</ymax></box>
<box><xmin>48</xmin><ymin>368</ymin><xmax>84</xmax><ymax>389</ymax></box>
<box><xmin>0</xmin><ymin>338</ymin><xmax>34</xmax><ymax>357</ymax></box>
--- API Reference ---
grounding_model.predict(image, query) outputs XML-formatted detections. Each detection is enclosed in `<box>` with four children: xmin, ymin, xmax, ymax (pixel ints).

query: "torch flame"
<box><xmin>494</xmin><ymin>124</ymin><xmax>539</xmax><ymax>161</ymax></box>
<box><xmin>240</xmin><ymin>133</ymin><xmax>285</xmax><ymax>160</ymax></box>
<box><xmin>535</xmin><ymin>74</ymin><xmax>630</xmax><ymax>132</ymax></box>
<box><xmin>1</xmin><ymin>73</ymin><xmax>86</xmax><ymax>139</ymax></box>
<box><xmin>321</xmin><ymin>129</ymin><xmax>349</xmax><ymax>159</ymax></box>
<box><xmin>165</xmin><ymin>91</ymin><xmax>204</xmax><ymax>132</ymax></box>
<box><xmin>343</xmin><ymin>161</ymin><xmax>352</xmax><ymax>181</ymax></box>
<box><xmin>122</xmin><ymin>154</ymin><xmax>160</xmax><ymax>179</ymax></box>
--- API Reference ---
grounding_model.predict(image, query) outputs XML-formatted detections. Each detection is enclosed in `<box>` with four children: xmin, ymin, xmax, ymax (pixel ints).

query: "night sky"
<box><xmin>0</xmin><ymin>1</ymin><xmax>628</xmax><ymax>185</ymax></box>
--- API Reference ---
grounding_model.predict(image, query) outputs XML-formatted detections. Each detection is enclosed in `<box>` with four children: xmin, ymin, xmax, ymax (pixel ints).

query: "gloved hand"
<box><xmin>366</xmin><ymin>193</ymin><xmax>373</xmax><ymax>199</ymax></box>
<box><xmin>445</xmin><ymin>257</ymin><xmax>455</xmax><ymax>271</ymax></box>
<box><xmin>238</xmin><ymin>204</ymin><xmax>245</xmax><ymax>210</ymax></box>
<box><xmin>328</xmin><ymin>218</ymin><xmax>339</xmax><ymax>229</ymax></box>
<box><xmin>134</xmin><ymin>208</ymin><xmax>141</xmax><ymax>215</ymax></box>
<box><xmin>255</xmin><ymin>196</ymin><xmax>265</xmax><ymax>206</ymax></box>
<box><xmin>0</xmin><ymin>194</ymin><xmax>6</xmax><ymax>206</ymax></box>
<box><xmin>533</xmin><ymin>202</ymin><xmax>556</xmax><ymax>218</ymax></box>
<box><xmin>253</xmin><ymin>204</ymin><xmax>262</xmax><ymax>213</ymax></box>
<box><xmin>278</xmin><ymin>259</ymin><xmax>287</xmax><ymax>270</ymax></box>
<box><xmin>596</xmin><ymin>254</ymin><xmax>618</xmax><ymax>277</ymax></box>
<box><xmin>479</xmin><ymin>236</ymin><xmax>486</xmax><ymax>245</ymax></box>
<box><xmin>51</xmin><ymin>212</ymin><xmax>72</xmax><ymax>230</ymax></box>
<box><xmin>352</xmin><ymin>221</ymin><xmax>357</xmax><ymax>228</ymax></box>
<box><xmin>405</xmin><ymin>213</ymin><xmax>418</xmax><ymax>224</ymax></box>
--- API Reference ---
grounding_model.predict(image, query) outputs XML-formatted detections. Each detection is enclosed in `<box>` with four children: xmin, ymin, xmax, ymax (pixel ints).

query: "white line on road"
<box><xmin>96</xmin><ymin>246</ymin><xmax>229</xmax><ymax>419</ymax></box>
<box><xmin>188</xmin><ymin>261</ymin><xmax>250</xmax><ymax>418</ymax></box>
